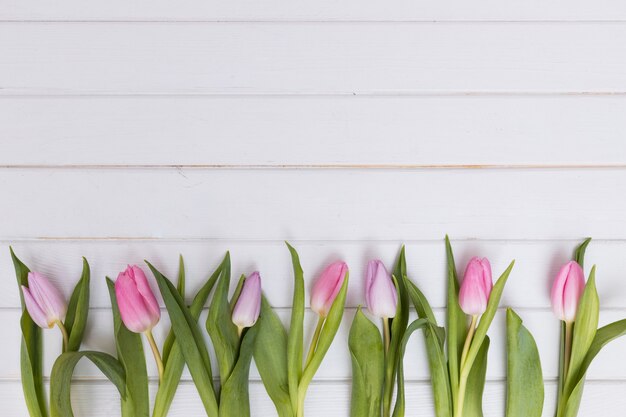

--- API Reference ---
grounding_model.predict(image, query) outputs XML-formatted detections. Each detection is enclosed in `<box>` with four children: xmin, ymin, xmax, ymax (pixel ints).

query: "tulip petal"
<box><xmin>232</xmin><ymin>272</ymin><xmax>262</xmax><ymax>328</ymax></box>
<box><xmin>311</xmin><ymin>261</ymin><xmax>348</xmax><ymax>317</ymax></box>
<box><xmin>115</xmin><ymin>271</ymin><xmax>156</xmax><ymax>333</ymax></box>
<box><xmin>128</xmin><ymin>265</ymin><xmax>161</xmax><ymax>324</ymax></box>
<box><xmin>22</xmin><ymin>285</ymin><xmax>52</xmax><ymax>328</ymax></box>
<box><xmin>27</xmin><ymin>272</ymin><xmax>67</xmax><ymax>323</ymax></box>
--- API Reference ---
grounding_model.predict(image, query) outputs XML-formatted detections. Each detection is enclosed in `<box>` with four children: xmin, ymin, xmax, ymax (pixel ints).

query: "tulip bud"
<box><xmin>21</xmin><ymin>272</ymin><xmax>67</xmax><ymax>329</ymax></box>
<box><xmin>311</xmin><ymin>261</ymin><xmax>348</xmax><ymax>317</ymax></box>
<box><xmin>232</xmin><ymin>271</ymin><xmax>262</xmax><ymax>329</ymax></box>
<box><xmin>551</xmin><ymin>261</ymin><xmax>585</xmax><ymax>323</ymax></box>
<box><xmin>114</xmin><ymin>265</ymin><xmax>161</xmax><ymax>333</ymax></box>
<box><xmin>458</xmin><ymin>257</ymin><xmax>493</xmax><ymax>316</ymax></box>
<box><xmin>365</xmin><ymin>260</ymin><xmax>397</xmax><ymax>318</ymax></box>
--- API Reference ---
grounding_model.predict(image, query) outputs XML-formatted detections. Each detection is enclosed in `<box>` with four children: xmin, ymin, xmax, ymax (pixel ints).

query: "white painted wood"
<box><xmin>1</xmin><ymin>380</ymin><xmax>625</xmax><ymax>417</ymax></box>
<box><xmin>0</xmin><ymin>168</ymin><xmax>625</xmax><ymax>240</ymax></box>
<box><xmin>4</xmin><ymin>23</ymin><xmax>626</xmax><ymax>94</ymax></box>
<box><xmin>4</xmin><ymin>308</ymin><xmax>626</xmax><ymax>381</ymax></box>
<box><xmin>2</xmin><ymin>96</ymin><xmax>626</xmax><ymax>166</ymax></box>
<box><xmin>2</xmin><ymin>0</ymin><xmax>626</xmax><ymax>22</ymax></box>
<box><xmin>4</xmin><ymin>240</ymin><xmax>626</xmax><ymax>309</ymax></box>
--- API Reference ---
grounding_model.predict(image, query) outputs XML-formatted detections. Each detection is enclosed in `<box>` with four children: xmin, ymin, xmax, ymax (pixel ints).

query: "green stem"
<box><xmin>563</xmin><ymin>321</ymin><xmax>573</xmax><ymax>380</ymax></box>
<box><xmin>145</xmin><ymin>329</ymin><xmax>164</xmax><ymax>383</ymax></box>
<box><xmin>455</xmin><ymin>315</ymin><xmax>478</xmax><ymax>417</ymax></box>
<box><xmin>55</xmin><ymin>320</ymin><xmax>69</xmax><ymax>353</ymax></box>
<box><xmin>304</xmin><ymin>316</ymin><xmax>325</xmax><ymax>370</ymax></box>
<box><xmin>383</xmin><ymin>318</ymin><xmax>391</xmax><ymax>353</ymax></box>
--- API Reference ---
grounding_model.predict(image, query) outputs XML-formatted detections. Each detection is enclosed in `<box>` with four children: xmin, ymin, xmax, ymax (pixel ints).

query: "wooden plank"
<box><xmin>2</xmin><ymin>0</ymin><xmax>626</xmax><ymax>22</ymax></box>
<box><xmin>3</xmin><ymin>308</ymin><xmax>626</xmax><ymax>380</ymax></box>
<box><xmin>0</xmin><ymin>168</ymin><xmax>625</xmax><ymax>240</ymax></box>
<box><xmin>0</xmin><ymin>379</ymin><xmax>625</xmax><ymax>417</ymax></box>
<box><xmin>3</xmin><ymin>23</ymin><xmax>626</xmax><ymax>94</ymax></box>
<box><xmin>2</xmin><ymin>96</ymin><xmax>626</xmax><ymax>166</ymax></box>
<box><xmin>4</xmin><ymin>239</ymin><xmax>626</xmax><ymax>309</ymax></box>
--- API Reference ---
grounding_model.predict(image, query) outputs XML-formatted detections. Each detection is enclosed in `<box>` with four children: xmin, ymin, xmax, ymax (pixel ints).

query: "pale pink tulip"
<box><xmin>115</xmin><ymin>265</ymin><xmax>161</xmax><ymax>333</ymax></box>
<box><xmin>365</xmin><ymin>260</ymin><xmax>397</xmax><ymax>318</ymax></box>
<box><xmin>21</xmin><ymin>272</ymin><xmax>67</xmax><ymax>329</ymax></box>
<box><xmin>459</xmin><ymin>257</ymin><xmax>493</xmax><ymax>316</ymax></box>
<box><xmin>311</xmin><ymin>261</ymin><xmax>348</xmax><ymax>317</ymax></box>
<box><xmin>232</xmin><ymin>272</ymin><xmax>262</xmax><ymax>329</ymax></box>
<box><xmin>551</xmin><ymin>261</ymin><xmax>585</xmax><ymax>323</ymax></box>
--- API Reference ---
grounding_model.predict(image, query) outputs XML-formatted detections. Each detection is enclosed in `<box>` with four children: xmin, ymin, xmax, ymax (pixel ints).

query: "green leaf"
<box><xmin>219</xmin><ymin>321</ymin><xmax>260</xmax><ymax>417</ymax></box>
<box><xmin>106</xmin><ymin>278</ymin><xmax>149</xmax><ymax>417</ymax></box>
<box><xmin>465</xmin><ymin>260</ymin><xmax>515</xmax><ymax>378</ymax></box>
<box><xmin>445</xmin><ymin>236</ymin><xmax>466</xmax><ymax>407</ymax></box>
<box><xmin>153</xmin><ymin>254</ymin><xmax>226</xmax><ymax>417</ymax></box>
<box><xmin>349</xmin><ymin>307</ymin><xmax>384</xmax><ymax>417</ymax></box>
<box><xmin>505</xmin><ymin>309</ymin><xmax>544</xmax><ymax>417</ymax></box>
<box><xmin>206</xmin><ymin>257</ymin><xmax>239</xmax><ymax>386</ymax></box>
<box><xmin>286</xmin><ymin>242</ymin><xmax>305</xmax><ymax>415</ymax></box>
<box><xmin>50</xmin><ymin>351</ymin><xmax>126</xmax><ymax>417</ymax></box>
<box><xmin>11</xmin><ymin>247</ymin><xmax>47</xmax><ymax>417</ymax></box>
<box><xmin>383</xmin><ymin>247</ymin><xmax>410</xmax><ymax>416</ymax></box>
<box><xmin>565</xmin><ymin>267</ymin><xmax>599</xmax><ymax>395</ymax></box>
<box><xmin>392</xmin><ymin>318</ymin><xmax>429</xmax><ymax>417</ymax></box>
<box><xmin>64</xmin><ymin>257</ymin><xmax>90</xmax><ymax>352</ymax></box>
<box><xmin>405</xmin><ymin>276</ymin><xmax>451</xmax><ymax>417</ymax></box>
<box><xmin>254</xmin><ymin>296</ymin><xmax>293</xmax><ymax>417</ymax></box>
<box><xmin>147</xmin><ymin>262</ymin><xmax>219</xmax><ymax>417</ymax></box>
<box><xmin>573</xmin><ymin>238</ymin><xmax>591</xmax><ymax>268</ymax></box>
<box><xmin>162</xmin><ymin>254</ymin><xmax>186</xmax><ymax>366</ymax></box>
<box><xmin>463</xmin><ymin>337</ymin><xmax>489</xmax><ymax>417</ymax></box>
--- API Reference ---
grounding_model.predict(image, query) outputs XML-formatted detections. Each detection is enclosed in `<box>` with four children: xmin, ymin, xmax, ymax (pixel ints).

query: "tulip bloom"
<box><xmin>232</xmin><ymin>271</ymin><xmax>262</xmax><ymax>330</ymax></box>
<box><xmin>365</xmin><ymin>260</ymin><xmax>397</xmax><ymax>319</ymax></box>
<box><xmin>551</xmin><ymin>261</ymin><xmax>585</xmax><ymax>323</ymax></box>
<box><xmin>115</xmin><ymin>265</ymin><xmax>161</xmax><ymax>333</ymax></box>
<box><xmin>21</xmin><ymin>272</ymin><xmax>67</xmax><ymax>329</ymax></box>
<box><xmin>459</xmin><ymin>257</ymin><xmax>493</xmax><ymax>316</ymax></box>
<box><xmin>115</xmin><ymin>265</ymin><xmax>164</xmax><ymax>381</ymax></box>
<box><xmin>310</xmin><ymin>261</ymin><xmax>348</xmax><ymax>317</ymax></box>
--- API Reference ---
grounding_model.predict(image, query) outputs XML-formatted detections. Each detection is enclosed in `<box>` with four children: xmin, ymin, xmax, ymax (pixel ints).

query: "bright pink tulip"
<box><xmin>459</xmin><ymin>257</ymin><xmax>493</xmax><ymax>316</ymax></box>
<box><xmin>551</xmin><ymin>261</ymin><xmax>585</xmax><ymax>323</ymax></box>
<box><xmin>21</xmin><ymin>272</ymin><xmax>67</xmax><ymax>329</ymax></box>
<box><xmin>365</xmin><ymin>260</ymin><xmax>397</xmax><ymax>318</ymax></box>
<box><xmin>232</xmin><ymin>271</ymin><xmax>262</xmax><ymax>329</ymax></box>
<box><xmin>311</xmin><ymin>261</ymin><xmax>348</xmax><ymax>317</ymax></box>
<box><xmin>115</xmin><ymin>265</ymin><xmax>161</xmax><ymax>333</ymax></box>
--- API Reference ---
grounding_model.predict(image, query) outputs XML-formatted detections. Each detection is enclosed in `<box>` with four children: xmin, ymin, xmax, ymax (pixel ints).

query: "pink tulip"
<box><xmin>311</xmin><ymin>261</ymin><xmax>348</xmax><ymax>317</ymax></box>
<box><xmin>232</xmin><ymin>272</ymin><xmax>262</xmax><ymax>329</ymax></box>
<box><xmin>21</xmin><ymin>272</ymin><xmax>67</xmax><ymax>329</ymax></box>
<box><xmin>115</xmin><ymin>265</ymin><xmax>161</xmax><ymax>333</ymax></box>
<box><xmin>551</xmin><ymin>261</ymin><xmax>585</xmax><ymax>323</ymax></box>
<box><xmin>459</xmin><ymin>257</ymin><xmax>493</xmax><ymax>316</ymax></box>
<box><xmin>365</xmin><ymin>260</ymin><xmax>397</xmax><ymax>318</ymax></box>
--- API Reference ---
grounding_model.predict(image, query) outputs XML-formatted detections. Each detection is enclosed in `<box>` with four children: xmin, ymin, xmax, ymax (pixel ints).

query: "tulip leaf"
<box><xmin>64</xmin><ymin>257</ymin><xmax>90</xmax><ymax>352</ymax></box>
<box><xmin>254</xmin><ymin>296</ymin><xmax>293</xmax><ymax>417</ymax></box>
<box><xmin>147</xmin><ymin>262</ymin><xmax>219</xmax><ymax>417</ymax></box>
<box><xmin>106</xmin><ymin>278</ymin><xmax>150</xmax><ymax>417</ymax></box>
<box><xmin>562</xmin><ymin>319</ymin><xmax>626</xmax><ymax>417</ymax></box>
<box><xmin>206</xmin><ymin>257</ymin><xmax>239</xmax><ymax>387</ymax></box>
<box><xmin>564</xmin><ymin>268</ymin><xmax>599</xmax><ymax>396</ymax></box>
<box><xmin>573</xmin><ymin>238</ymin><xmax>591</xmax><ymax>268</ymax></box>
<box><xmin>153</xmin><ymin>254</ymin><xmax>227</xmax><ymax>417</ymax></box>
<box><xmin>392</xmin><ymin>318</ymin><xmax>429</xmax><ymax>417</ymax></box>
<box><xmin>405</xmin><ymin>276</ymin><xmax>451</xmax><ymax>417</ymax></box>
<box><xmin>300</xmin><ymin>271</ymin><xmax>349</xmax><ymax>390</ymax></box>
<box><xmin>218</xmin><ymin>321</ymin><xmax>260</xmax><ymax>417</ymax></box>
<box><xmin>162</xmin><ymin>254</ymin><xmax>186</xmax><ymax>366</ymax></box>
<box><xmin>445</xmin><ymin>235</ymin><xmax>466</xmax><ymax>405</ymax></box>
<box><xmin>505</xmin><ymin>309</ymin><xmax>544</xmax><ymax>417</ymax></box>
<box><xmin>465</xmin><ymin>260</ymin><xmax>514</xmax><ymax>377</ymax></box>
<box><xmin>349</xmin><ymin>307</ymin><xmax>384</xmax><ymax>417</ymax></box>
<box><xmin>462</xmin><ymin>337</ymin><xmax>489</xmax><ymax>417</ymax></box>
<box><xmin>382</xmin><ymin>247</ymin><xmax>410</xmax><ymax>416</ymax></box>
<box><xmin>50</xmin><ymin>351</ymin><xmax>126</xmax><ymax>417</ymax></box>
<box><xmin>286</xmin><ymin>242</ymin><xmax>305</xmax><ymax>414</ymax></box>
<box><xmin>11</xmin><ymin>248</ymin><xmax>47</xmax><ymax>417</ymax></box>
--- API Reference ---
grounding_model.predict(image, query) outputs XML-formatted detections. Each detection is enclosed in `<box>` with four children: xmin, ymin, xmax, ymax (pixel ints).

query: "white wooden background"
<box><xmin>2</xmin><ymin>1</ymin><xmax>626</xmax><ymax>416</ymax></box>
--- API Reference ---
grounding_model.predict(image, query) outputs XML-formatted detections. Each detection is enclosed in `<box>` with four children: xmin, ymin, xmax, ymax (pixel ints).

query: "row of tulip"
<box><xmin>13</xmin><ymin>238</ymin><xmax>626</xmax><ymax>417</ymax></box>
